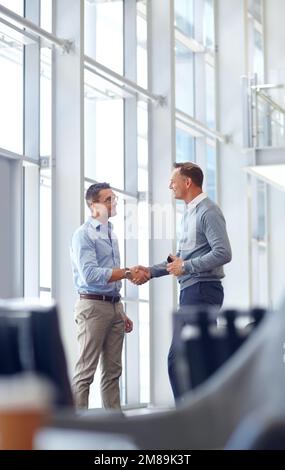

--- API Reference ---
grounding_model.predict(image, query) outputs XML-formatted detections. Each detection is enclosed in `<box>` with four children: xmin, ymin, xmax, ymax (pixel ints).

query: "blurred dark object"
<box><xmin>34</xmin><ymin>302</ymin><xmax>285</xmax><ymax>449</ymax></box>
<box><xmin>173</xmin><ymin>306</ymin><xmax>266</xmax><ymax>396</ymax></box>
<box><xmin>225</xmin><ymin>412</ymin><xmax>285</xmax><ymax>449</ymax></box>
<box><xmin>0</xmin><ymin>299</ymin><xmax>73</xmax><ymax>408</ymax></box>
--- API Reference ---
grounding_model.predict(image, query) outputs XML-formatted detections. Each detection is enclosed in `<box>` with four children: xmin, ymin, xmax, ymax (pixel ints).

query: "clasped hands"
<box><xmin>128</xmin><ymin>254</ymin><xmax>184</xmax><ymax>286</ymax></box>
<box><xmin>128</xmin><ymin>266</ymin><xmax>151</xmax><ymax>285</ymax></box>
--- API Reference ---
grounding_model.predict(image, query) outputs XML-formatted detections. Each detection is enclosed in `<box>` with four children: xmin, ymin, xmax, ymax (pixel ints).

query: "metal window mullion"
<box><xmin>84</xmin><ymin>55</ymin><xmax>164</xmax><ymax>105</ymax></box>
<box><xmin>22</xmin><ymin>0</ymin><xmax>41</xmax><ymax>297</ymax></box>
<box><xmin>123</xmin><ymin>0</ymin><xmax>140</xmax><ymax>407</ymax></box>
<box><xmin>24</xmin><ymin>0</ymin><xmax>40</xmax><ymax>162</ymax></box>
<box><xmin>0</xmin><ymin>4</ymin><xmax>72</xmax><ymax>51</ymax></box>
<box><xmin>148</xmin><ymin>0</ymin><xmax>176</xmax><ymax>406</ymax></box>
<box><xmin>176</xmin><ymin>109</ymin><xmax>226</xmax><ymax>142</ymax></box>
<box><xmin>84</xmin><ymin>177</ymin><xmax>138</xmax><ymax>200</ymax></box>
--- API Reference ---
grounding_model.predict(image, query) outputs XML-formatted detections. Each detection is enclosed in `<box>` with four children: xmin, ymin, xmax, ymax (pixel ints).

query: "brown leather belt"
<box><xmin>80</xmin><ymin>293</ymin><xmax>121</xmax><ymax>303</ymax></box>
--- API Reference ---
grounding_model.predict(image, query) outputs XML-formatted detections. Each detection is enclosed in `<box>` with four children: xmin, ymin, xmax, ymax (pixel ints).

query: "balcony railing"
<box><xmin>242</xmin><ymin>76</ymin><xmax>285</xmax><ymax>148</ymax></box>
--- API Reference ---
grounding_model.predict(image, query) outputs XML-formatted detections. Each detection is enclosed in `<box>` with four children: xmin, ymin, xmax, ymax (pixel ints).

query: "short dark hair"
<box><xmin>85</xmin><ymin>182</ymin><xmax>110</xmax><ymax>208</ymax></box>
<box><xmin>173</xmin><ymin>162</ymin><xmax>204</xmax><ymax>188</ymax></box>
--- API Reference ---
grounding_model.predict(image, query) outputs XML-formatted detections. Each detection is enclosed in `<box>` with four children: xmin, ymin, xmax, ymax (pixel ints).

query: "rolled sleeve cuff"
<box><xmin>150</xmin><ymin>264</ymin><xmax>168</xmax><ymax>278</ymax></box>
<box><xmin>104</xmin><ymin>268</ymin><xmax>113</xmax><ymax>284</ymax></box>
<box><xmin>184</xmin><ymin>260</ymin><xmax>193</xmax><ymax>274</ymax></box>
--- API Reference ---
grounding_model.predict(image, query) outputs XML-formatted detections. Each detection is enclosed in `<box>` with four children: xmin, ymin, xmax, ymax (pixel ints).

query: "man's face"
<box><xmin>95</xmin><ymin>188</ymin><xmax>118</xmax><ymax>219</ymax></box>
<box><xmin>169</xmin><ymin>169</ymin><xmax>190</xmax><ymax>200</ymax></box>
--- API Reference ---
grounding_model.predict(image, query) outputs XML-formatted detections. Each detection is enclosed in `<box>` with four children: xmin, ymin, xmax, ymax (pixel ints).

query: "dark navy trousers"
<box><xmin>168</xmin><ymin>281</ymin><xmax>224</xmax><ymax>401</ymax></box>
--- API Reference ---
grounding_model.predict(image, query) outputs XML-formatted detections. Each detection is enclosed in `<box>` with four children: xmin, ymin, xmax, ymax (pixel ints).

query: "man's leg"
<box><xmin>168</xmin><ymin>282</ymin><xmax>224</xmax><ymax>401</ymax></box>
<box><xmin>100</xmin><ymin>301</ymin><xmax>125</xmax><ymax>409</ymax></box>
<box><xmin>72</xmin><ymin>299</ymin><xmax>113</xmax><ymax>409</ymax></box>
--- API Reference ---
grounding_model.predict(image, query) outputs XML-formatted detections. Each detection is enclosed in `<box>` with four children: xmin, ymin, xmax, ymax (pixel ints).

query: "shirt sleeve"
<box><xmin>150</xmin><ymin>262</ymin><xmax>169</xmax><ymax>278</ymax></box>
<box><xmin>184</xmin><ymin>208</ymin><xmax>232</xmax><ymax>274</ymax></box>
<box><xmin>150</xmin><ymin>251</ymin><xmax>181</xmax><ymax>278</ymax></box>
<box><xmin>71</xmin><ymin>230</ymin><xmax>113</xmax><ymax>286</ymax></box>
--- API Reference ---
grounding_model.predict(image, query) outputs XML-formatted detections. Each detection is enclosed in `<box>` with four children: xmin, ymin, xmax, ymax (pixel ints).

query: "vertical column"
<box><xmin>52</xmin><ymin>0</ymin><xmax>85</xmax><ymax>376</ymax></box>
<box><xmin>148</xmin><ymin>0</ymin><xmax>176</xmax><ymax>406</ymax></box>
<box><xmin>24</xmin><ymin>0</ymin><xmax>40</xmax><ymax>161</ymax></box>
<box><xmin>23</xmin><ymin>0</ymin><xmax>40</xmax><ymax>297</ymax></box>
<box><xmin>216</xmin><ymin>0</ymin><xmax>250</xmax><ymax>308</ymax></box>
<box><xmin>264</xmin><ymin>0</ymin><xmax>285</xmax><ymax>308</ymax></box>
<box><xmin>124</xmin><ymin>0</ymin><xmax>140</xmax><ymax>405</ymax></box>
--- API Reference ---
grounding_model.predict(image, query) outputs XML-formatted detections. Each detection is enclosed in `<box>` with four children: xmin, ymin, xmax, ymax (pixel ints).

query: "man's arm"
<box><xmin>149</xmin><ymin>262</ymin><xmax>169</xmax><ymax>278</ymax></box>
<box><xmin>72</xmin><ymin>232</ymin><xmax>148</xmax><ymax>284</ymax></box>
<box><xmin>133</xmin><ymin>252</ymin><xmax>182</xmax><ymax>282</ymax></box>
<box><xmin>72</xmin><ymin>231</ymin><xmax>113</xmax><ymax>285</ymax></box>
<box><xmin>108</xmin><ymin>268</ymin><xmax>149</xmax><ymax>283</ymax></box>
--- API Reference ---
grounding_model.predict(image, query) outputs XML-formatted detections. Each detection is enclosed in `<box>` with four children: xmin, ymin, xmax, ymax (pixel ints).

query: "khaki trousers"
<box><xmin>72</xmin><ymin>299</ymin><xmax>125</xmax><ymax>409</ymax></box>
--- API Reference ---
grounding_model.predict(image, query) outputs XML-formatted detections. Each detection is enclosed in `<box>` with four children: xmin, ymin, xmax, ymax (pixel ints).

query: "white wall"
<box><xmin>216</xmin><ymin>0</ymin><xmax>250</xmax><ymax>309</ymax></box>
<box><xmin>216</xmin><ymin>0</ymin><xmax>285</xmax><ymax>312</ymax></box>
<box><xmin>149</xmin><ymin>0</ymin><xmax>176</xmax><ymax>406</ymax></box>
<box><xmin>268</xmin><ymin>186</ymin><xmax>285</xmax><ymax>309</ymax></box>
<box><xmin>263</xmin><ymin>0</ymin><xmax>285</xmax><ymax>309</ymax></box>
<box><xmin>52</xmin><ymin>0</ymin><xmax>84</xmax><ymax>379</ymax></box>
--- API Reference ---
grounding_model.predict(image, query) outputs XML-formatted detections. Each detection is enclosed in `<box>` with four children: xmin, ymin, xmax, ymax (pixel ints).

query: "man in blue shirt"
<box><xmin>137</xmin><ymin>162</ymin><xmax>232</xmax><ymax>401</ymax></box>
<box><xmin>71</xmin><ymin>182</ymin><xmax>148</xmax><ymax>409</ymax></box>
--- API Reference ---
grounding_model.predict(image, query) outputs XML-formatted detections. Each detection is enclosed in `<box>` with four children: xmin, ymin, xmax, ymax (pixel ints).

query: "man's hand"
<box><xmin>167</xmin><ymin>256</ymin><xmax>184</xmax><ymax>276</ymax></box>
<box><xmin>122</xmin><ymin>314</ymin><xmax>133</xmax><ymax>333</ymax></box>
<box><xmin>130</xmin><ymin>266</ymin><xmax>151</xmax><ymax>285</ymax></box>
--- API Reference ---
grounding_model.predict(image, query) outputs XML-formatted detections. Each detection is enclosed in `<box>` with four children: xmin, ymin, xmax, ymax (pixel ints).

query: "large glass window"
<box><xmin>138</xmin><ymin>101</ymin><xmax>148</xmax><ymax>191</ymax></box>
<box><xmin>40</xmin><ymin>48</ymin><xmax>52</xmax><ymax>157</ymax></box>
<box><xmin>137</xmin><ymin>0</ymin><xmax>148</xmax><ymax>89</ymax></box>
<box><xmin>247</xmin><ymin>0</ymin><xmax>264</xmax><ymax>83</ymax></box>
<box><xmin>40</xmin><ymin>169</ymin><xmax>52</xmax><ymax>300</ymax></box>
<box><xmin>139</xmin><ymin>302</ymin><xmax>150</xmax><ymax>403</ymax></box>
<box><xmin>85</xmin><ymin>0</ymin><xmax>124</xmax><ymax>74</ymax></box>
<box><xmin>0</xmin><ymin>0</ymin><xmax>23</xmax><ymax>15</ymax></box>
<box><xmin>205</xmin><ymin>60</ymin><xmax>215</xmax><ymax>129</ymax></box>
<box><xmin>203</xmin><ymin>0</ymin><xmax>214</xmax><ymax>48</ymax></box>
<box><xmin>206</xmin><ymin>141</ymin><xmax>217</xmax><ymax>201</ymax></box>
<box><xmin>175</xmin><ymin>42</ymin><xmax>194</xmax><ymax>116</ymax></box>
<box><xmin>248</xmin><ymin>0</ymin><xmax>262</xmax><ymax>23</ymax></box>
<box><xmin>40</xmin><ymin>0</ymin><xmax>52</xmax><ymax>32</ymax></box>
<box><xmin>175</xmin><ymin>0</ymin><xmax>194</xmax><ymax>37</ymax></box>
<box><xmin>0</xmin><ymin>23</ymin><xmax>23</xmax><ymax>153</ymax></box>
<box><xmin>84</xmin><ymin>71</ymin><xmax>124</xmax><ymax>189</ymax></box>
<box><xmin>39</xmin><ymin>2</ymin><xmax>52</xmax><ymax>300</ymax></box>
<box><xmin>176</xmin><ymin>127</ymin><xmax>195</xmax><ymax>163</ymax></box>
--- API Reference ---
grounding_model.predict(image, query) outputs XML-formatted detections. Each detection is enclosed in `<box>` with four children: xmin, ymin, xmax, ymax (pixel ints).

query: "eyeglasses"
<box><xmin>102</xmin><ymin>195</ymin><xmax>119</xmax><ymax>204</ymax></box>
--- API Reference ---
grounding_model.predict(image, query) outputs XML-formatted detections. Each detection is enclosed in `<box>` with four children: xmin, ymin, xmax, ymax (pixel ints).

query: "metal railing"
<box><xmin>242</xmin><ymin>76</ymin><xmax>285</xmax><ymax>148</ymax></box>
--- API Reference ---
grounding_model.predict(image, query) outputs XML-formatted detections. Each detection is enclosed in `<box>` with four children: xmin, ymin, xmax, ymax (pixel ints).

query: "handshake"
<box><xmin>126</xmin><ymin>266</ymin><xmax>151</xmax><ymax>285</ymax></box>
<box><xmin>125</xmin><ymin>254</ymin><xmax>185</xmax><ymax>285</ymax></box>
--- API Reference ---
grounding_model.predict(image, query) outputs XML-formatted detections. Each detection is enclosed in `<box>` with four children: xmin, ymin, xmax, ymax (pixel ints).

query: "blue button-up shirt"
<box><xmin>70</xmin><ymin>217</ymin><xmax>121</xmax><ymax>295</ymax></box>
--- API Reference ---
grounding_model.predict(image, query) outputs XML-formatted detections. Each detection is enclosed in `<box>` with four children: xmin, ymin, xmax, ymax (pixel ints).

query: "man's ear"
<box><xmin>186</xmin><ymin>177</ymin><xmax>192</xmax><ymax>188</ymax></box>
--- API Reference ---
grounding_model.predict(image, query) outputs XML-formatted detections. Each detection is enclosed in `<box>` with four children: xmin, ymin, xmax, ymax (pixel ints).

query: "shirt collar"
<box><xmin>89</xmin><ymin>217</ymin><xmax>113</xmax><ymax>230</ymax></box>
<box><xmin>186</xmin><ymin>192</ymin><xmax>207</xmax><ymax>209</ymax></box>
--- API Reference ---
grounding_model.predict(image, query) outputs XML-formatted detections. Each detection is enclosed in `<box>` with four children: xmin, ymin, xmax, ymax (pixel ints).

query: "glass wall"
<box><xmin>175</xmin><ymin>0</ymin><xmax>194</xmax><ymax>37</ymax></box>
<box><xmin>85</xmin><ymin>0</ymin><xmax>123</xmax><ymax>74</ymax></box>
<box><xmin>174</xmin><ymin>0</ymin><xmax>218</xmax><ymax>246</ymax></box>
<box><xmin>0</xmin><ymin>17</ymin><xmax>23</xmax><ymax>154</ymax></box>
<box><xmin>0</xmin><ymin>0</ymin><xmax>222</xmax><ymax>409</ymax></box>
<box><xmin>84</xmin><ymin>0</ymin><xmax>150</xmax><ymax>407</ymax></box>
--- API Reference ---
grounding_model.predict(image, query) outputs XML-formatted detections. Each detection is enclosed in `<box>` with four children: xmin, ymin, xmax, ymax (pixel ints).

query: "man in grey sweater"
<box><xmin>137</xmin><ymin>162</ymin><xmax>232</xmax><ymax>400</ymax></box>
